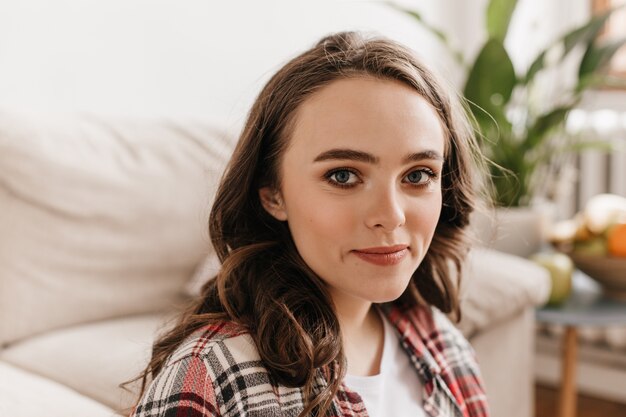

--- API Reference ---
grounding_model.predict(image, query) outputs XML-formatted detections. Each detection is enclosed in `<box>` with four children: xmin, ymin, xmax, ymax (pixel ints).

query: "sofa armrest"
<box><xmin>456</xmin><ymin>248</ymin><xmax>551</xmax><ymax>338</ymax></box>
<box><xmin>471</xmin><ymin>308</ymin><xmax>536</xmax><ymax>417</ymax></box>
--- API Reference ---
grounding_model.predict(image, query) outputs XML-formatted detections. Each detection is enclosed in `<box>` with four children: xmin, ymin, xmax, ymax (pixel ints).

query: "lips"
<box><xmin>352</xmin><ymin>245</ymin><xmax>409</xmax><ymax>266</ymax></box>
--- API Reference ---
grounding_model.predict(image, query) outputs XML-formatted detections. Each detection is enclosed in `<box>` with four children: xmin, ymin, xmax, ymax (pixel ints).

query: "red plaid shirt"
<box><xmin>132</xmin><ymin>303</ymin><xmax>489</xmax><ymax>417</ymax></box>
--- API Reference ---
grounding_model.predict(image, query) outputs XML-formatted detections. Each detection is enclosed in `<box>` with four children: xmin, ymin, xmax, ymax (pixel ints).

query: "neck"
<box><xmin>330</xmin><ymin>291</ymin><xmax>384</xmax><ymax>376</ymax></box>
<box><xmin>333</xmin><ymin>294</ymin><xmax>373</xmax><ymax>334</ymax></box>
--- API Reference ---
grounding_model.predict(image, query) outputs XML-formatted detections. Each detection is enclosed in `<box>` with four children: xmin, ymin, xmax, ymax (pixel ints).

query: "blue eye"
<box><xmin>333</xmin><ymin>170</ymin><xmax>352</xmax><ymax>183</ymax></box>
<box><xmin>406</xmin><ymin>171</ymin><xmax>423</xmax><ymax>183</ymax></box>
<box><xmin>325</xmin><ymin>169</ymin><xmax>359</xmax><ymax>188</ymax></box>
<box><xmin>404</xmin><ymin>169</ymin><xmax>437</xmax><ymax>187</ymax></box>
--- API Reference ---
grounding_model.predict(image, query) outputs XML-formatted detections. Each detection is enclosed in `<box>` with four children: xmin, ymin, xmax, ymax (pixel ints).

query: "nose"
<box><xmin>364</xmin><ymin>184</ymin><xmax>406</xmax><ymax>231</ymax></box>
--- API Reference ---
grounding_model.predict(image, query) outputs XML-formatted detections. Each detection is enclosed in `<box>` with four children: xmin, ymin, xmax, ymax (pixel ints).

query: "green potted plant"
<box><xmin>389</xmin><ymin>0</ymin><xmax>625</xmax><ymax>208</ymax></box>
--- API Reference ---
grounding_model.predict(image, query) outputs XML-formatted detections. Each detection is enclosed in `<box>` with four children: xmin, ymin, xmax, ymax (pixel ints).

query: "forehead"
<box><xmin>286</xmin><ymin>76</ymin><xmax>447</xmax><ymax>159</ymax></box>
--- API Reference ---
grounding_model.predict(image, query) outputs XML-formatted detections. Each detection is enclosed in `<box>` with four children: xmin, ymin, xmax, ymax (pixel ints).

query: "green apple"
<box><xmin>530</xmin><ymin>252</ymin><xmax>574</xmax><ymax>305</ymax></box>
<box><xmin>572</xmin><ymin>237</ymin><xmax>607</xmax><ymax>256</ymax></box>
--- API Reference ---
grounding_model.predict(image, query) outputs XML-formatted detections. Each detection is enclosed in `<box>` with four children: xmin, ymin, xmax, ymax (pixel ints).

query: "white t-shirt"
<box><xmin>344</xmin><ymin>313</ymin><xmax>426</xmax><ymax>417</ymax></box>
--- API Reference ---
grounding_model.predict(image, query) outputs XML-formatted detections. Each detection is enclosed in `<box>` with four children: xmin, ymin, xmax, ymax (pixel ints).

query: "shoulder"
<box><xmin>132</xmin><ymin>321</ymin><xmax>306</xmax><ymax>417</ymax></box>
<box><xmin>131</xmin><ymin>321</ymin><xmax>255</xmax><ymax>417</ymax></box>
<box><xmin>166</xmin><ymin>321</ymin><xmax>260</xmax><ymax>366</ymax></box>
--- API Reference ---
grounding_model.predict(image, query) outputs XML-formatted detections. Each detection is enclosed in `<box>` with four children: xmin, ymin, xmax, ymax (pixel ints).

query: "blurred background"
<box><xmin>0</xmin><ymin>1</ymin><xmax>625</xmax><ymax>416</ymax></box>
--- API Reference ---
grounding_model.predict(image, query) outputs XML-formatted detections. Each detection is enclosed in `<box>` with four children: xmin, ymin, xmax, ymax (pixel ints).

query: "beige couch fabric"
<box><xmin>472</xmin><ymin>309</ymin><xmax>536</xmax><ymax>417</ymax></box>
<box><xmin>456</xmin><ymin>247</ymin><xmax>551</xmax><ymax>337</ymax></box>
<box><xmin>0</xmin><ymin>111</ymin><xmax>233</xmax><ymax>346</ymax></box>
<box><xmin>0</xmin><ymin>313</ymin><xmax>172</xmax><ymax>413</ymax></box>
<box><xmin>0</xmin><ymin>362</ymin><xmax>113</xmax><ymax>417</ymax></box>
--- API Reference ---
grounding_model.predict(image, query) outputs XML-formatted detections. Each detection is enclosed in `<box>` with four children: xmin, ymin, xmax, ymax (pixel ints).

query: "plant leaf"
<box><xmin>523</xmin><ymin>8</ymin><xmax>616</xmax><ymax>84</ymax></box>
<box><xmin>488</xmin><ymin>139</ymin><xmax>536</xmax><ymax>207</ymax></box>
<box><xmin>579</xmin><ymin>37</ymin><xmax>626</xmax><ymax>79</ymax></box>
<box><xmin>464</xmin><ymin>38</ymin><xmax>516</xmax><ymax>131</ymax></box>
<box><xmin>486</xmin><ymin>0</ymin><xmax>519</xmax><ymax>43</ymax></box>
<box><xmin>524</xmin><ymin>50</ymin><xmax>547</xmax><ymax>85</ymax></box>
<box><xmin>562</xmin><ymin>9</ymin><xmax>614</xmax><ymax>51</ymax></box>
<box><xmin>524</xmin><ymin>106</ymin><xmax>574</xmax><ymax>151</ymax></box>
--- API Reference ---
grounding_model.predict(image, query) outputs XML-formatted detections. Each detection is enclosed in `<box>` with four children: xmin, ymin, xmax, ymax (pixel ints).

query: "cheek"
<box><xmin>287</xmin><ymin>192</ymin><xmax>356</xmax><ymax>247</ymax></box>
<box><xmin>410</xmin><ymin>192</ymin><xmax>443</xmax><ymax>236</ymax></box>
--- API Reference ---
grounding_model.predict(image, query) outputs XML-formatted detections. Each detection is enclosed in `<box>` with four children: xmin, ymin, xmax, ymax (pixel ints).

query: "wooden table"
<box><xmin>536</xmin><ymin>271</ymin><xmax>626</xmax><ymax>417</ymax></box>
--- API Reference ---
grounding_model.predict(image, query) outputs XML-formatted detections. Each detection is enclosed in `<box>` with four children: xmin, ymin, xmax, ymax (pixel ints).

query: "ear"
<box><xmin>258</xmin><ymin>187</ymin><xmax>288</xmax><ymax>221</ymax></box>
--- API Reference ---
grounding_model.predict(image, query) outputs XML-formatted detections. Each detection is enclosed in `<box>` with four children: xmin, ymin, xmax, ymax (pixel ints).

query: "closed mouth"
<box><xmin>354</xmin><ymin>244</ymin><xmax>409</xmax><ymax>254</ymax></box>
<box><xmin>352</xmin><ymin>246</ymin><xmax>409</xmax><ymax>266</ymax></box>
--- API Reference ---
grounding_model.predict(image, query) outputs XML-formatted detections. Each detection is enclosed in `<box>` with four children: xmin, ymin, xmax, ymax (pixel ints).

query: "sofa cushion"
<box><xmin>0</xmin><ymin>110</ymin><xmax>233</xmax><ymax>346</ymax></box>
<box><xmin>457</xmin><ymin>248</ymin><xmax>551</xmax><ymax>337</ymax></box>
<box><xmin>0</xmin><ymin>312</ymin><xmax>173</xmax><ymax>413</ymax></box>
<box><xmin>0</xmin><ymin>361</ymin><xmax>114</xmax><ymax>417</ymax></box>
<box><xmin>185</xmin><ymin>250</ymin><xmax>221</xmax><ymax>295</ymax></box>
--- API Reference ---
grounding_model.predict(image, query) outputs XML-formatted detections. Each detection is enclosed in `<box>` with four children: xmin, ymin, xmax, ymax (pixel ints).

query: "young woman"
<box><xmin>130</xmin><ymin>31</ymin><xmax>490</xmax><ymax>417</ymax></box>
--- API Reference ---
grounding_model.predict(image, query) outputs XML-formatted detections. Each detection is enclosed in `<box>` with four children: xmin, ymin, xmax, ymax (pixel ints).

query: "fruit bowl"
<box><xmin>568</xmin><ymin>252</ymin><xmax>626</xmax><ymax>300</ymax></box>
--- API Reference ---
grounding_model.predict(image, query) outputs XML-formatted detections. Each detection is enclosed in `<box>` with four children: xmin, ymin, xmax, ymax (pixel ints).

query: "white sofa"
<box><xmin>0</xmin><ymin>110</ymin><xmax>550</xmax><ymax>417</ymax></box>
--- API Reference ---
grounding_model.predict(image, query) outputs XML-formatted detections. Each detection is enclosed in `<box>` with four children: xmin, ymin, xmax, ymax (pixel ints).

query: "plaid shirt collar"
<box><xmin>324</xmin><ymin>302</ymin><xmax>476</xmax><ymax>417</ymax></box>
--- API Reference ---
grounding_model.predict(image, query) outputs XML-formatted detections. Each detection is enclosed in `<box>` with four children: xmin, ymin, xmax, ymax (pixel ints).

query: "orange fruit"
<box><xmin>607</xmin><ymin>223</ymin><xmax>626</xmax><ymax>257</ymax></box>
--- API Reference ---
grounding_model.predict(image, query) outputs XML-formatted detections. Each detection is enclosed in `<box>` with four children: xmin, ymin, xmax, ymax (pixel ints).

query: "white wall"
<box><xmin>0</xmin><ymin>0</ymin><xmax>621</xmax><ymax>133</ymax></box>
<box><xmin>0</xmin><ymin>0</ymin><xmax>458</xmax><ymax>131</ymax></box>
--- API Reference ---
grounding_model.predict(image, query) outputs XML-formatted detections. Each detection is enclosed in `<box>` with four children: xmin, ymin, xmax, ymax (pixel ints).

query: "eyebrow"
<box><xmin>313</xmin><ymin>148</ymin><xmax>444</xmax><ymax>164</ymax></box>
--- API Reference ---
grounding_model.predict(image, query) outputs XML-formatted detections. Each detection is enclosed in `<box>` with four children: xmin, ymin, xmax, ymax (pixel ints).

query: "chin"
<box><xmin>368</xmin><ymin>284</ymin><xmax>409</xmax><ymax>304</ymax></box>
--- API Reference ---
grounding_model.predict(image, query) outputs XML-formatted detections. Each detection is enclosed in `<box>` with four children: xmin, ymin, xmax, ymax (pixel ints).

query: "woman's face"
<box><xmin>260</xmin><ymin>76</ymin><xmax>445</xmax><ymax>310</ymax></box>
